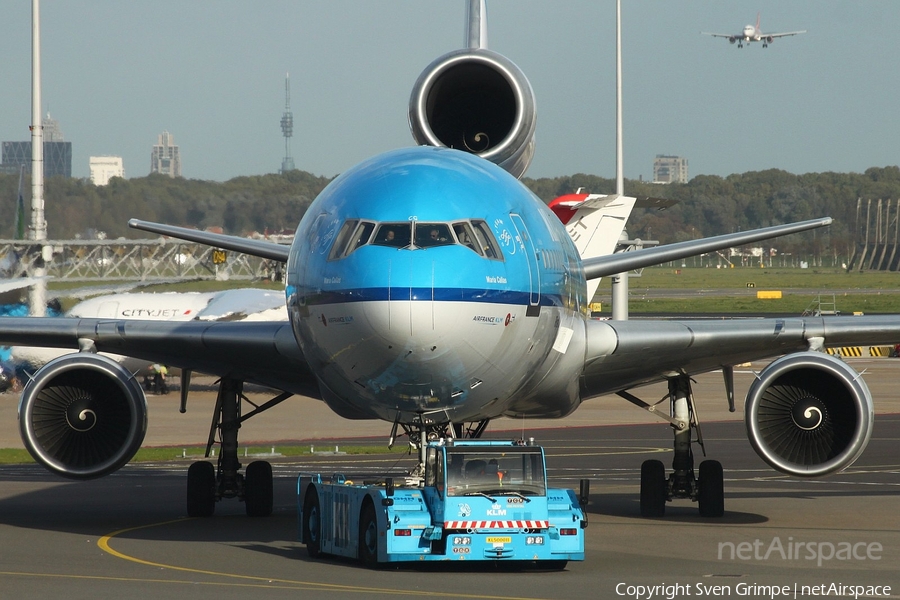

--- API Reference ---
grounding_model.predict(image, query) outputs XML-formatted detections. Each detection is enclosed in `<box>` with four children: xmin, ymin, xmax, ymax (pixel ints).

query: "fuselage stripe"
<box><xmin>299</xmin><ymin>288</ymin><xmax>564</xmax><ymax>307</ymax></box>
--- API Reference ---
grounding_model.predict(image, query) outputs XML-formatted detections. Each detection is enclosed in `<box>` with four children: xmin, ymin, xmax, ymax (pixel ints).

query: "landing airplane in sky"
<box><xmin>702</xmin><ymin>13</ymin><xmax>806</xmax><ymax>48</ymax></box>
<box><xmin>0</xmin><ymin>1</ymin><xmax>892</xmax><ymax>524</ymax></box>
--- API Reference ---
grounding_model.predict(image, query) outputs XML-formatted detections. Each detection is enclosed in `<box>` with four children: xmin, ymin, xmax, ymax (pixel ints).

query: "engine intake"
<box><xmin>745</xmin><ymin>352</ymin><xmax>873</xmax><ymax>477</ymax></box>
<box><xmin>19</xmin><ymin>353</ymin><xmax>148</xmax><ymax>480</ymax></box>
<box><xmin>409</xmin><ymin>48</ymin><xmax>536</xmax><ymax>179</ymax></box>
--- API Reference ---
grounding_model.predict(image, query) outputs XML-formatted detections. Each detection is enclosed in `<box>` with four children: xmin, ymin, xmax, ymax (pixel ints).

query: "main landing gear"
<box><xmin>185</xmin><ymin>375</ymin><xmax>293</xmax><ymax>518</ymax></box>
<box><xmin>618</xmin><ymin>375</ymin><xmax>725</xmax><ymax>518</ymax></box>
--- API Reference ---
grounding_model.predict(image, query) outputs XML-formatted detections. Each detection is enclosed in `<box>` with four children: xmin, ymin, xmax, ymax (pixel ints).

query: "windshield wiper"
<box><xmin>464</xmin><ymin>491</ymin><xmax>497</xmax><ymax>502</ymax></box>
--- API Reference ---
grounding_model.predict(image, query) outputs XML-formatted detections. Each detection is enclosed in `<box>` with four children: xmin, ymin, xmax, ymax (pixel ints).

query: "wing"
<box><xmin>0</xmin><ymin>317</ymin><xmax>320</xmax><ymax>398</ymax></box>
<box><xmin>766</xmin><ymin>30</ymin><xmax>806</xmax><ymax>39</ymax></box>
<box><xmin>581</xmin><ymin>315</ymin><xmax>900</xmax><ymax>399</ymax></box>
<box><xmin>582</xmin><ymin>217</ymin><xmax>831</xmax><ymax>281</ymax></box>
<box><xmin>701</xmin><ymin>32</ymin><xmax>736</xmax><ymax>39</ymax></box>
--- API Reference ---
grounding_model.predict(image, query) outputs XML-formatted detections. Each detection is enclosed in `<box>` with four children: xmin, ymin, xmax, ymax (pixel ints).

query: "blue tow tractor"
<box><xmin>298</xmin><ymin>439</ymin><xmax>588</xmax><ymax>567</ymax></box>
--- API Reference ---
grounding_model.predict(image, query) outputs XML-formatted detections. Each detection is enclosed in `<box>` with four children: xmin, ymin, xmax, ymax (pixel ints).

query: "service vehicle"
<box><xmin>298</xmin><ymin>439</ymin><xmax>588</xmax><ymax>567</ymax></box>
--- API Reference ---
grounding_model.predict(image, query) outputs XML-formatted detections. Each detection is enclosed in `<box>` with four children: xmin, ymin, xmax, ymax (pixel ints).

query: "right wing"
<box><xmin>701</xmin><ymin>32</ymin><xmax>736</xmax><ymax>39</ymax></box>
<box><xmin>0</xmin><ymin>317</ymin><xmax>320</xmax><ymax>398</ymax></box>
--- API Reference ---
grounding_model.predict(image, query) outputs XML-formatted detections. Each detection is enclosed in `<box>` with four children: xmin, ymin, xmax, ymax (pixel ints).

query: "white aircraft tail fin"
<box><xmin>549</xmin><ymin>192</ymin><xmax>637</xmax><ymax>300</ymax></box>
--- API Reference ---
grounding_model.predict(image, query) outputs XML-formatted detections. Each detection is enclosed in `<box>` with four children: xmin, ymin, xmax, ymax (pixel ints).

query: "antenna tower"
<box><xmin>280</xmin><ymin>73</ymin><xmax>295</xmax><ymax>173</ymax></box>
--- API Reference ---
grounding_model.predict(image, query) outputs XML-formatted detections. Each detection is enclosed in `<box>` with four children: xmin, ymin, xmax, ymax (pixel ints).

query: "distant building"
<box><xmin>652</xmin><ymin>155</ymin><xmax>688</xmax><ymax>184</ymax></box>
<box><xmin>0</xmin><ymin>112</ymin><xmax>73</xmax><ymax>178</ymax></box>
<box><xmin>90</xmin><ymin>156</ymin><xmax>125</xmax><ymax>186</ymax></box>
<box><xmin>150</xmin><ymin>131</ymin><xmax>181</xmax><ymax>177</ymax></box>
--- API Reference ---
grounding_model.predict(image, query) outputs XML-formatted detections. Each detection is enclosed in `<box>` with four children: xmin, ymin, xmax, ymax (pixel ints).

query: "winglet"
<box><xmin>466</xmin><ymin>0</ymin><xmax>488</xmax><ymax>49</ymax></box>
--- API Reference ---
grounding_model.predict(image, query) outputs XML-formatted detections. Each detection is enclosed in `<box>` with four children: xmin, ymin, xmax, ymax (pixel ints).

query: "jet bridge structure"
<box><xmin>0</xmin><ymin>238</ymin><xmax>284</xmax><ymax>283</ymax></box>
<box><xmin>848</xmin><ymin>198</ymin><xmax>900</xmax><ymax>272</ymax></box>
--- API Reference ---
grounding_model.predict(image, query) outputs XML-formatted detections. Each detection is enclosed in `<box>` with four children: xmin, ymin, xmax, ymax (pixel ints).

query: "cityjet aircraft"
<box><xmin>0</xmin><ymin>1</ymin><xmax>891</xmax><ymax>521</ymax></box>
<box><xmin>703</xmin><ymin>13</ymin><xmax>806</xmax><ymax>48</ymax></box>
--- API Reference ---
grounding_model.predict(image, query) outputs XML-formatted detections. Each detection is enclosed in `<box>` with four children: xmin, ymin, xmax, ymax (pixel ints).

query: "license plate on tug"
<box><xmin>486</xmin><ymin>537</ymin><xmax>511</xmax><ymax>544</ymax></box>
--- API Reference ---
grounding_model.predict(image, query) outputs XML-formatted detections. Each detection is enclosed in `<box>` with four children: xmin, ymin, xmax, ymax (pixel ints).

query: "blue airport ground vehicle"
<box><xmin>298</xmin><ymin>439</ymin><xmax>588</xmax><ymax>567</ymax></box>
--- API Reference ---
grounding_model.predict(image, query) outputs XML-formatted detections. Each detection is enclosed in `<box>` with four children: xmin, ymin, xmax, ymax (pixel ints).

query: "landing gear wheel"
<box><xmin>303</xmin><ymin>489</ymin><xmax>322</xmax><ymax>558</ymax></box>
<box><xmin>640</xmin><ymin>459</ymin><xmax>667</xmax><ymax>517</ymax></box>
<box><xmin>358</xmin><ymin>503</ymin><xmax>380</xmax><ymax>567</ymax></box>
<box><xmin>698</xmin><ymin>460</ymin><xmax>724</xmax><ymax>517</ymax></box>
<box><xmin>244</xmin><ymin>460</ymin><xmax>273</xmax><ymax>517</ymax></box>
<box><xmin>187</xmin><ymin>461</ymin><xmax>216</xmax><ymax>518</ymax></box>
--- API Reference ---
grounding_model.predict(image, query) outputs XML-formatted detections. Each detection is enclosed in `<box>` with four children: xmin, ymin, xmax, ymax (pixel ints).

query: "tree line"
<box><xmin>2</xmin><ymin>165</ymin><xmax>899</xmax><ymax>259</ymax></box>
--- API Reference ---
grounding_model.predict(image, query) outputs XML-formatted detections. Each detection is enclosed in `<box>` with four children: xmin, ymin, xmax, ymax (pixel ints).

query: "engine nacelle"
<box><xmin>765</xmin><ymin>36</ymin><xmax>774</xmax><ymax>44</ymax></box>
<box><xmin>18</xmin><ymin>353</ymin><xmax>148</xmax><ymax>480</ymax></box>
<box><xmin>745</xmin><ymin>352</ymin><xmax>873</xmax><ymax>477</ymax></box>
<box><xmin>409</xmin><ymin>48</ymin><xmax>536</xmax><ymax>179</ymax></box>
<box><xmin>729</xmin><ymin>37</ymin><xmax>737</xmax><ymax>44</ymax></box>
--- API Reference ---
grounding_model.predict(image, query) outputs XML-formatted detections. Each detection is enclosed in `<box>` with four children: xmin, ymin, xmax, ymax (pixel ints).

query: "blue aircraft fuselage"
<box><xmin>286</xmin><ymin>146</ymin><xmax>589</xmax><ymax>425</ymax></box>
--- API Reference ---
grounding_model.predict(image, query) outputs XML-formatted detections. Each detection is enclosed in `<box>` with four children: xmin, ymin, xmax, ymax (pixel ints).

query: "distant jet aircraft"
<box><xmin>702</xmin><ymin>13</ymin><xmax>806</xmax><ymax>48</ymax></box>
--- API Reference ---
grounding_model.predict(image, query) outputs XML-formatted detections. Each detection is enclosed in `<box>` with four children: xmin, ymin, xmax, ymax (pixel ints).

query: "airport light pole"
<box><xmin>29</xmin><ymin>0</ymin><xmax>48</xmax><ymax>317</ymax></box>
<box><xmin>610</xmin><ymin>0</ymin><xmax>629</xmax><ymax>320</ymax></box>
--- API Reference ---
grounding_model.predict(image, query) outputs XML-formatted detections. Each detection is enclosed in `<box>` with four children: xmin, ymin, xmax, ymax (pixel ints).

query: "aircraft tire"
<box><xmin>358</xmin><ymin>502</ymin><xmax>380</xmax><ymax>567</ymax></box>
<box><xmin>640</xmin><ymin>459</ymin><xmax>667</xmax><ymax>517</ymax></box>
<box><xmin>187</xmin><ymin>461</ymin><xmax>216</xmax><ymax>518</ymax></box>
<box><xmin>303</xmin><ymin>488</ymin><xmax>322</xmax><ymax>558</ymax></box>
<box><xmin>244</xmin><ymin>460</ymin><xmax>273</xmax><ymax>517</ymax></box>
<box><xmin>698</xmin><ymin>460</ymin><xmax>725</xmax><ymax>517</ymax></box>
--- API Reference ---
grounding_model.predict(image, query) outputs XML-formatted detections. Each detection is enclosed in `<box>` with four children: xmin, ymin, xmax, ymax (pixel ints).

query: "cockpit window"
<box><xmin>415</xmin><ymin>223</ymin><xmax>453</xmax><ymax>248</ymax></box>
<box><xmin>471</xmin><ymin>220</ymin><xmax>501</xmax><ymax>259</ymax></box>
<box><xmin>328</xmin><ymin>220</ymin><xmax>376</xmax><ymax>259</ymax></box>
<box><xmin>327</xmin><ymin>219</ymin><xmax>359</xmax><ymax>260</ymax></box>
<box><xmin>372</xmin><ymin>223</ymin><xmax>411</xmax><ymax>247</ymax></box>
<box><xmin>328</xmin><ymin>218</ymin><xmax>503</xmax><ymax>260</ymax></box>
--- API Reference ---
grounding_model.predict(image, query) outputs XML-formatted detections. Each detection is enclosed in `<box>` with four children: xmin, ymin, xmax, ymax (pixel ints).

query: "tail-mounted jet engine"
<box><xmin>19</xmin><ymin>353</ymin><xmax>147</xmax><ymax>480</ymax></box>
<box><xmin>409</xmin><ymin>48</ymin><xmax>536</xmax><ymax>179</ymax></box>
<box><xmin>745</xmin><ymin>352</ymin><xmax>873</xmax><ymax>477</ymax></box>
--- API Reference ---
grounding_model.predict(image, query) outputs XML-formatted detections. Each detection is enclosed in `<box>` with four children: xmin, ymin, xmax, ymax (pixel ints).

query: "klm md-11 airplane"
<box><xmin>0</xmin><ymin>1</ymin><xmax>892</xmax><ymax>521</ymax></box>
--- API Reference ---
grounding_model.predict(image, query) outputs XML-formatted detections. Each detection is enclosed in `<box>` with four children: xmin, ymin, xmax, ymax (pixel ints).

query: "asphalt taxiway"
<box><xmin>0</xmin><ymin>384</ymin><xmax>899</xmax><ymax>598</ymax></box>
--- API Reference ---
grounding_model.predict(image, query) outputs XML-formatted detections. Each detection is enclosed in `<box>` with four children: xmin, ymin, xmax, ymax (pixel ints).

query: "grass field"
<box><xmin>596</xmin><ymin>266</ymin><xmax>900</xmax><ymax>314</ymax></box>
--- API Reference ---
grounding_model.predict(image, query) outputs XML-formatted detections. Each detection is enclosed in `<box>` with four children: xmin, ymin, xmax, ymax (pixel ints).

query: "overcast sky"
<box><xmin>1</xmin><ymin>1</ymin><xmax>897</xmax><ymax>183</ymax></box>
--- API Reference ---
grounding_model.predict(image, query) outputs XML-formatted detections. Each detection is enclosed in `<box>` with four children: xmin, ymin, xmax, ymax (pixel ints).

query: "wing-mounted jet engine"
<box><xmin>18</xmin><ymin>353</ymin><xmax>147</xmax><ymax>479</ymax></box>
<box><xmin>408</xmin><ymin>47</ymin><xmax>536</xmax><ymax>179</ymax></box>
<box><xmin>745</xmin><ymin>352</ymin><xmax>874</xmax><ymax>477</ymax></box>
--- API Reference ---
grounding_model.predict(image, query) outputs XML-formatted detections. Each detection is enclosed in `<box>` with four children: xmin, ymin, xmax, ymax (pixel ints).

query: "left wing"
<box><xmin>766</xmin><ymin>30</ymin><xmax>807</xmax><ymax>39</ymax></box>
<box><xmin>581</xmin><ymin>315</ymin><xmax>900</xmax><ymax>398</ymax></box>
